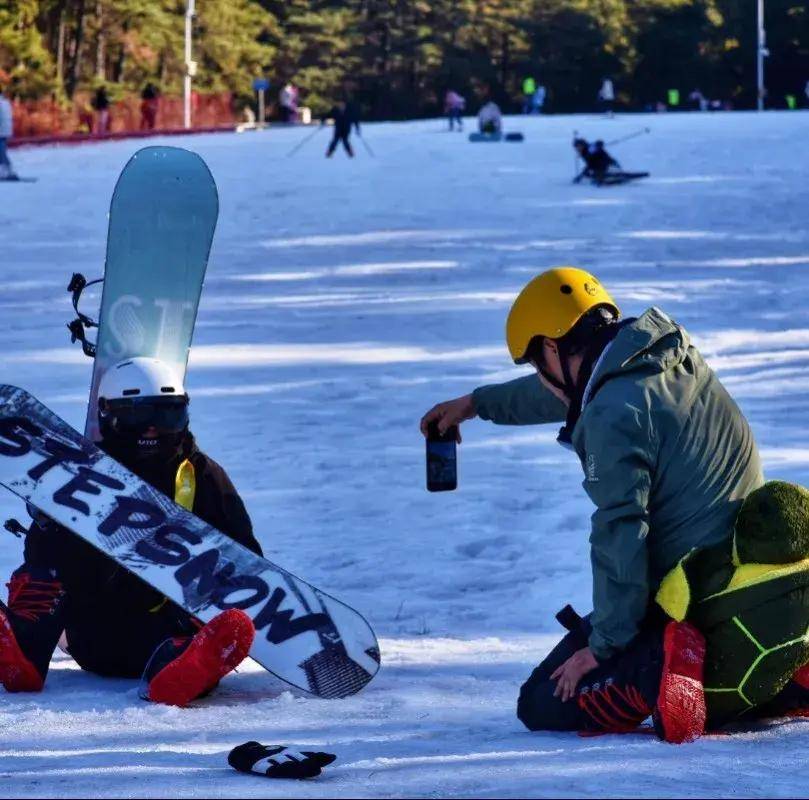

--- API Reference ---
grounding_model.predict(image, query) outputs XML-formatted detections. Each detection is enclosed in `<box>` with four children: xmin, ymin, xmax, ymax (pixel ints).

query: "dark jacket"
<box><xmin>91</xmin><ymin>88</ymin><xmax>110</xmax><ymax>111</ymax></box>
<box><xmin>323</xmin><ymin>103</ymin><xmax>360</xmax><ymax>136</ymax></box>
<box><xmin>584</xmin><ymin>145</ymin><xmax>617</xmax><ymax>175</ymax></box>
<box><xmin>25</xmin><ymin>431</ymin><xmax>261</xmax><ymax>676</ymax></box>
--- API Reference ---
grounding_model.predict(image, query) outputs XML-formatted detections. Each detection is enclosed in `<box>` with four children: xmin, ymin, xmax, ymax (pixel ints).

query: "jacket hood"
<box><xmin>588</xmin><ymin>307</ymin><xmax>689</xmax><ymax>396</ymax></box>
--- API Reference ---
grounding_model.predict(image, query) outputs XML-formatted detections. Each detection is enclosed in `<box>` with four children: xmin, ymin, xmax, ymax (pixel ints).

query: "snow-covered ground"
<box><xmin>1</xmin><ymin>111</ymin><xmax>809</xmax><ymax>797</ymax></box>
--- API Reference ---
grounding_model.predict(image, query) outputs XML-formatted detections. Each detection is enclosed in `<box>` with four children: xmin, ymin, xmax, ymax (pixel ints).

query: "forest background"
<box><xmin>1</xmin><ymin>0</ymin><xmax>808</xmax><ymax>122</ymax></box>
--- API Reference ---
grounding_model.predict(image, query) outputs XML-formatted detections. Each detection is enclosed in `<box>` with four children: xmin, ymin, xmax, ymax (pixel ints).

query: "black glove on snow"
<box><xmin>227</xmin><ymin>741</ymin><xmax>336</xmax><ymax>780</ymax></box>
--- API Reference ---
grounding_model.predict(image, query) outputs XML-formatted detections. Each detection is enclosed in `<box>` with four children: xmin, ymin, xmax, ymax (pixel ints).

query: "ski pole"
<box><xmin>605</xmin><ymin>127</ymin><xmax>650</xmax><ymax>147</ymax></box>
<box><xmin>572</xmin><ymin>129</ymin><xmax>581</xmax><ymax>181</ymax></box>
<box><xmin>286</xmin><ymin>124</ymin><xmax>324</xmax><ymax>158</ymax></box>
<box><xmin>358</xmin><ymin>132</ymin><xmax>375</xmax><ymax>158</ymax></box>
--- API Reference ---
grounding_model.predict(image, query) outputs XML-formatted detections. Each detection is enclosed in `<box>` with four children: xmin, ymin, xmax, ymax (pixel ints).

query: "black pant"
<box><xmin>517</xmin><ymin>616</ymin><xmax>664</xmax><ymax>733</ymax></box>
<box><xmin>15</xmin><ymin>522</ymin><xmax>197</xmax><ymax>679</ymax></box>
<box><xmin>327</xmin><ymin>132</ymin><xmax>353</xmax><ymax>157</ymax></box>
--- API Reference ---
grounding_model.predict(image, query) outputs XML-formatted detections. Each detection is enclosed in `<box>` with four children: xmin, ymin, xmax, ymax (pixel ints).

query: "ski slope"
<box><xmin>1</xmin><ymin>111</ymin><xmax>809</xmax><ymax>797</ymax></box>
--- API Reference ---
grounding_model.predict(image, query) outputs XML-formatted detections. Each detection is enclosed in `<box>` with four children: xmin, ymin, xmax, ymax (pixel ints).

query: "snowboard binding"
<box><xmin>66</xmin><ymin>272</ymin><xmax>103</xmax><ymax>358</ymax></box>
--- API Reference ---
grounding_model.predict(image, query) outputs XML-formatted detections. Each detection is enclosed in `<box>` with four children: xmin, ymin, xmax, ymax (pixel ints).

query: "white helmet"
<box><xmin>98</xmin><ymin>357</ymin><xmax>185</xmax><ymax>402</ymax></box>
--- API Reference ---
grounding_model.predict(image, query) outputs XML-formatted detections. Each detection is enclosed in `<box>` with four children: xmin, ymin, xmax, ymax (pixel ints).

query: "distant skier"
<box><xmin>573</xmin><ymin>137</ymin><xmax>648</xmax><ymax>186</ymax></box>
<box><xmin>522</xmin><ymin>76</ymin><xmax>537</xmax><ymax>114</ymax></box>
<box><xmin>477</xmin><ymin>100</ymin><xmax>502</xmax><ymax>135</ymax></box>
<box><xmin>92</xmin><ymin>85</ymin><xmax>111</xmax><ymax>135</ymax></box>
<box><xmin>445</xmin><ymin>89</ymin><xmax>466</xmax><ymax>131</ymax></box>
<box><xmin>688</xmin><ymin>88</ymin><xmax>708</xmax><ymax>112</ymax></box>
<box><xmin>0</xmin><ymin>358</ymin><xmax>260</xmax><ymax>706</ymax></box>
<box><xmin>598</xmin><ymin>78</ymin><xmax>615</xmax><ymax>116</ymax></box>
<box><xmin>532</xmin><ymin>84</ymin><xmax>547</xmax><ymax>115</ymax></box>
<box><xmin>0</xmin><ymin>83</ymin><xmax>18</xmax><ymax>181</ymax></box>
<box><xmin>322</xmin><ymin>98</ymin><xmax>360</xmax><ymax>158</ymax></box>
<box><xmin>279</xmin><ymin>82</ymin><xmax>299</xmax><ymax>123</ymax></box>
<box><xmin>140</xmin><ymin>83</ymin><xmax>160</xmax><ymax>130</ymax></box>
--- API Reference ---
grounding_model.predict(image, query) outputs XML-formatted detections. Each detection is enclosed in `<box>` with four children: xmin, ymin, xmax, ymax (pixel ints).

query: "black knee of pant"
<box><xmin>516</xmin><ymin>628</ymin><xmax>591</xmax><ymax>732</ymax></box>
<box><xmin>517</xmin><ymin>675</ymin><xmax>584</xmax><ymax>732</ymax></box>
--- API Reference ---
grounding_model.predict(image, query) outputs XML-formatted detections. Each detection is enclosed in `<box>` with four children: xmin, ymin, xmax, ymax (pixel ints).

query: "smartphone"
<box><xmin>426</xmin><ymin>421</ymin><xmax>458</xmax><ymax>492</ymax></box>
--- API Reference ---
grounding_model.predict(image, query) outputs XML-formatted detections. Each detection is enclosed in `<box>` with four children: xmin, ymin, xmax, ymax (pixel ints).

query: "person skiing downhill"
<box><xmin>322</xmin><ymin>99</ymin><xmax>360</xmax><ymax>158</ymax></box>
<box><xmin>0</xmin><ymin>357</ymin><xmax>260</xmax><ymax>706</ymax></box>
<box><xmin>419</xmin><ymin>267</ymin><xmax>809</xmax><ymax>742</ymax></box>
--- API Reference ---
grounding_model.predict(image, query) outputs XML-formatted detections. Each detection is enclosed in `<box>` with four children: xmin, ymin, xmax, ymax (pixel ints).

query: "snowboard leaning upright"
<box><xmin>85</xmin><ymin>147</ymin><xmax>218</xmax><ymax>441</ymax></box>
<box><xmin>0</xmin><ymin>386</ymin><xmax>381</xmax><ymax>698</ymax></box>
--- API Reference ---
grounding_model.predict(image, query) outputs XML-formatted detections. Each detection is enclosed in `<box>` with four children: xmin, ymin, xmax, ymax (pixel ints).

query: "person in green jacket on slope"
<box><xmin>419</xmin><ymin>266</ymin><xmax>809</xmax><ymax>742</ymax></box>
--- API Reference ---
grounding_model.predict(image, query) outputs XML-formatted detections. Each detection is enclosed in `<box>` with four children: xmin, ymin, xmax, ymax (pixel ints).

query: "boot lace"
<box><xmin>577</xmin><ymin>679</ymin><xmax>652</xmax><ymax>734</ymax></box>
<box><xmin>7</xmin><ymin>574</ymin><xmax>63</xmax><ymax>622</ymax></box>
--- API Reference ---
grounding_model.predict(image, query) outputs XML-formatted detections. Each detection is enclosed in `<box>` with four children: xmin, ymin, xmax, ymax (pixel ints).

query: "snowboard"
<box><xmin>0</xmin><ymin>385</ymin><xmax>381</xmax><ymax>699</ymax></box>
<box><xmin>468</xmin><ymin>132</ymin><xmax>524</xmax><ymax>143</ymax></box>
<box><xmin>595</xmin><ymin>171</ymin><xmax>650</xmax><ymax>186</ymax></box>
<box><xmin>84</xmin><ymin>146</ymin><xmax>218</xmax><ymax>442</ymax></box>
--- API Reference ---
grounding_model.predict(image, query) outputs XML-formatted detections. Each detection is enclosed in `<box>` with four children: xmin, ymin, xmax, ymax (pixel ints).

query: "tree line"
<box><xmin>2</xmin><ymin>0</ymin><xmax>808</xmax><ymax>118</ymax></box>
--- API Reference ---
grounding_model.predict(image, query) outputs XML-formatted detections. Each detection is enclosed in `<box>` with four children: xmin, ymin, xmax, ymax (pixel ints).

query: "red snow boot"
<box><xmin>146</xmin><ymin>609</ymin><xmax>255</xmax><ymax>707</ymax></box>
<box><xmin>0</xmin><ymin>570</ymin><xmax>66</xmax><ymax>692</ymax></box>
<box><xmin>0</xmin><ymin>603</ymin><xmax>45</xmax><ymax>692</ymax></box>
<box><xmin>781</xmin><ymin>663</ymin><xmax>809</xmax><ymax>718</ymax></box>
<box><xmin>653</xmin><ymin>621</ymin><xmax>706</xmax><ymax>744</ymax></box>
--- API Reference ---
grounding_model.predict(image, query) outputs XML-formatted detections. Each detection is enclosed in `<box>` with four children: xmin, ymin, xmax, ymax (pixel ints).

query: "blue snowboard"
<box><xmin>85</xmin><ymin>147</ymin><xmax>218</xmax><ymax>441</ymax></box>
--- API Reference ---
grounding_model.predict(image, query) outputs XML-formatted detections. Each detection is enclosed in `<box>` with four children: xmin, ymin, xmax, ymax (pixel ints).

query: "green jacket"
<box><xmin>472</xmin><ymin>308</ymin><xmax>763</xmax><ymax>660</ymax></box>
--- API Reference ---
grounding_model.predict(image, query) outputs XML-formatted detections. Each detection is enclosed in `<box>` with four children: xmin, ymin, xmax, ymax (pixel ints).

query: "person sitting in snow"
<box><xmin>420</xmin><ymin>267</ymin><xmax>809</xmax><ymax>743</ymax></box>
<box><xmin>0</xmin><ymin>358</ymin><xmax>260</xmax><ymax>706</ymax></box>
<box><xmin>477</xmin><ymin>100</ymin><xmax>502</xmax><ymax>135</ymax></box>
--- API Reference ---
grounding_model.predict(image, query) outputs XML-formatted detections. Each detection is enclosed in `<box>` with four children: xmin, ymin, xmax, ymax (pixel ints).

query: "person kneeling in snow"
<box><xmin>0</xmin><ymin>358</ymin><xmax>260</xmax><ymax>706</ymax></box>
<box><xmin>420</xmin><ymin>267</ymin><xmax>809</xmax><ymax>743</ymax></box>
<box><xmin>477</xmin><ymin>100</ymin><xmax>502</xmax><ymax>135</ymax></box>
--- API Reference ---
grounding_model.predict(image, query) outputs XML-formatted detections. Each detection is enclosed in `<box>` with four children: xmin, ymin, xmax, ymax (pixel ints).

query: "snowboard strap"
<box><xmin>66</xmin><ymin>273</ymin><xmax>103</xmax><ymax>358</ymax></box>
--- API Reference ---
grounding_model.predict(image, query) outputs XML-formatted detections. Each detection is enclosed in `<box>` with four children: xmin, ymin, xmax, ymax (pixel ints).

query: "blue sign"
<box><xmin>253</xmin><ymin>78</ymin><xmax>270</xmax><ymax>91</ymax></box>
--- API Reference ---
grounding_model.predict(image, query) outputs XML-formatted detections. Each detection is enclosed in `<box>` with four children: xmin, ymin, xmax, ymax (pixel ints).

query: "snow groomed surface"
<box><xmin>1</xmin><ymin>111</ymin><xmax>809</xmax><ymax>797</ymax></box>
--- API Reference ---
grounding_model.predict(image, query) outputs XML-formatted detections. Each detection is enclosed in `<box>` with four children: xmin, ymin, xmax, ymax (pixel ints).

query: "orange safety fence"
<box><xmin>10</xmin><ymin>91</ymin><xmax>236</xmax><ymax>142</ymax></box>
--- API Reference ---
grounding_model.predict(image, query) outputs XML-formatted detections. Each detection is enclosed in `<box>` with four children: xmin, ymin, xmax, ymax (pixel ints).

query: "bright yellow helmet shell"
<box><xmin>506</xmin><ymin>267</ymin><xmax>619</xmax><ymax>363</ymax></box>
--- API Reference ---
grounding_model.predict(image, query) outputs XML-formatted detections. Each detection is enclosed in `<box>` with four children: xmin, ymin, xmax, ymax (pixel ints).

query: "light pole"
<box><xmin>757</xmin><ymin>0</ymin><xmax>768</xmax><ymax>111</ymax></box>
<box><xmin>184</xmin><ymin>0</ymin><xmax>197</xmax><ymax>128</ymax></box>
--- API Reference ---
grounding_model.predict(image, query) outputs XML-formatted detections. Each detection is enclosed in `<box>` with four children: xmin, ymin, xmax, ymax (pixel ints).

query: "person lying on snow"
<box><xmin>420</xmin><ymin>267</ymin><xmax>809</xmax><ymax>742</ymax></box>
<box><xmin>0</xmin><ymin>358</ymin><xmax>260</xmax><ymax>706</ymax></box>
<box><xmin>573</xmin><ymin>138</ymin><xmax>647</xmax><ymax>186</ymax></box>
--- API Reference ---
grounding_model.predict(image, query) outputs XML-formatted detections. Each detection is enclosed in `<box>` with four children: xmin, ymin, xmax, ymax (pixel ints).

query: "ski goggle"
<box><xmin>99</xmin><ymin>395</ymin><xmax>189</xmax><ymax>435</ymax></box>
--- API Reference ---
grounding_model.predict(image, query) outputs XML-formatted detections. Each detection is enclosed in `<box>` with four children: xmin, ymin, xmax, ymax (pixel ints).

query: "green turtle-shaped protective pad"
<box><xmin>735</xmin><ymin>481</ymin><xmax>809</xmax><ymax>565</ymax></box>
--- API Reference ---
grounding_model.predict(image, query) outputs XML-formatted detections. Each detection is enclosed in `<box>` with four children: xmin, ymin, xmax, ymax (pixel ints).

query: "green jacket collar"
<box><xmin>586</xmin><ymin>307</ymin><xmax>689</xmax><ymax>401</ymax></box>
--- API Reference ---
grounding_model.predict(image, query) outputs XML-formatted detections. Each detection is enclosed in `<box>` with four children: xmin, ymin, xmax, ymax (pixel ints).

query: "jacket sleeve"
<box><xmin>200</xmin><ymin>462</ymin><xmax>263</xmax><ymax>557</ymax></box>
<box><xmin>580</xmin><ymin>396</ymin><xmax>654</xmax><ymax>661</ymax></box>
<box><xmin>472</xmin><ymin>375</ymin><xmax>567</xmax><ymax>426</ymax></box>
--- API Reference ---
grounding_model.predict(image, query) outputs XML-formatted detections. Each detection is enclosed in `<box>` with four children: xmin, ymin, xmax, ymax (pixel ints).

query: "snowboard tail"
<box><xmin>0</xmin><ymin>385</ymin><xmax>380</xmax><ymax>698</ymax></box>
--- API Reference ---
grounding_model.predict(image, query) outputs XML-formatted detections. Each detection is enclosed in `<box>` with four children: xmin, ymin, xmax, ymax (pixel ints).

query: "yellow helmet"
<box><xmin>506</xmin><ymin>267</ymin><xmax>619</xmax><ymax>363</ymax></box>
